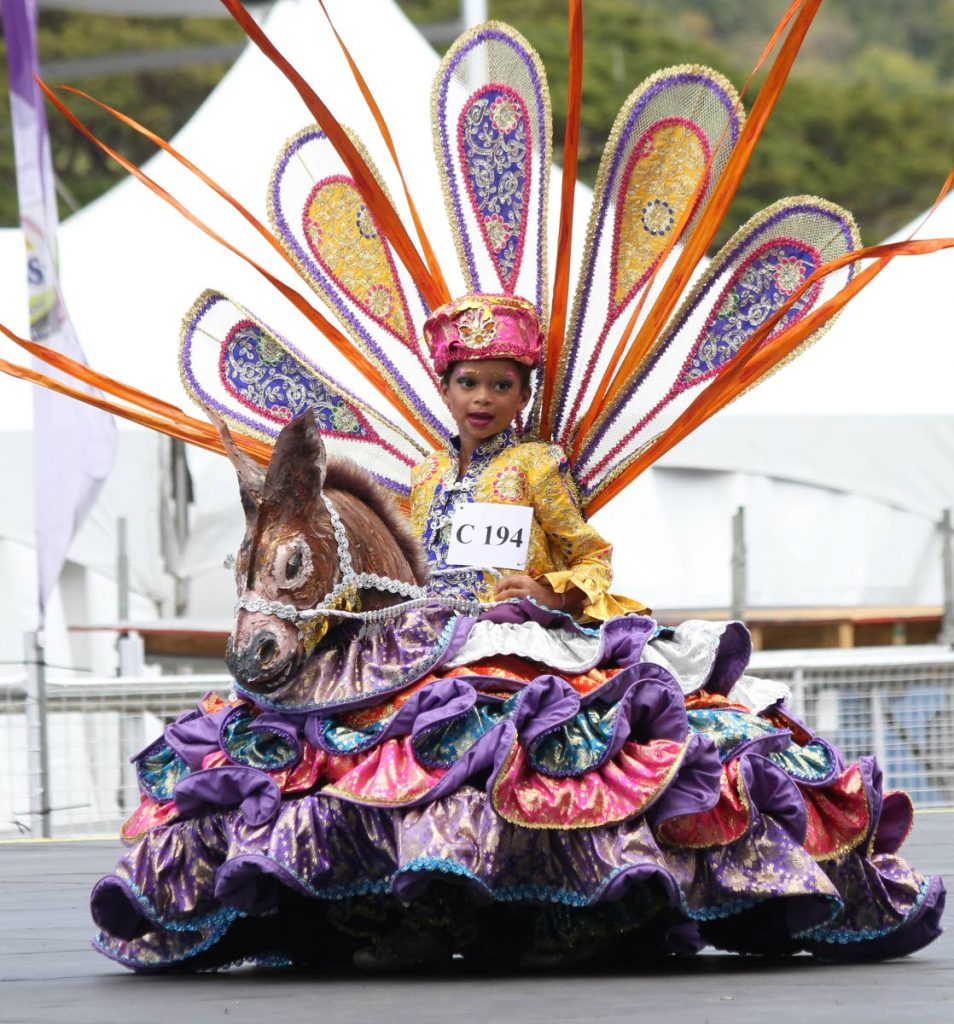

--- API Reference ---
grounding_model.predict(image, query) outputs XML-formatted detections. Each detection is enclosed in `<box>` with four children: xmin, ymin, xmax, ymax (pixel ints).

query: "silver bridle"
<box><xmin>232</xmin><ymin>493</ymin><xmax>479</xmax><ymax>631</ymax></box>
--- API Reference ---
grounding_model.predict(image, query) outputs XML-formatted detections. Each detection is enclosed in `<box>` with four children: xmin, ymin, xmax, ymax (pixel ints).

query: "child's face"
<box><xmin>439</xmin><ymin>359</ymin><xmax>531</xmax><ymax>447</ymax></box>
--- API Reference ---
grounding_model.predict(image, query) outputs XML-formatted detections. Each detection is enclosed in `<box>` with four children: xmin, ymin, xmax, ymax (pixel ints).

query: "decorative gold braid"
<box><xmin>319</xmin><ymin>783</ymin><xmax>435</xmax><ymax>807</ymax></box>
<box><xmin>552</xmin><ymin>65</ymin><xmax>743</xmax><ymax>438</ymax></box>
<box><xmin>264</xmin><ymin>125</ymin><xmax>447</xmax><ymax>448</ymax></box>
<box><xmin>582</xmin><ymin>194</ymin><xmax>861</xmax><ymax>505</ymax></box>
<box><xmin>536</xmin><ymin>30</ymin><xmax>554</xmax><ymax>335</ymax></box>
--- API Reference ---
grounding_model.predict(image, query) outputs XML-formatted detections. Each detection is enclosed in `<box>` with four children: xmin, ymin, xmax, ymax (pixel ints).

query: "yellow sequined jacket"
<box><xmin>409</xmin><ymin>428</ymin><xmax>648</xmax><ymax>621</ymax></box>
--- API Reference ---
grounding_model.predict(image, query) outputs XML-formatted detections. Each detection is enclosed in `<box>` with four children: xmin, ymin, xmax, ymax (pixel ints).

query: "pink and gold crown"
<box><xmin>423</xmin><ymin>294</ymin><xmax>543</xmax><ymax>375</ymax></box>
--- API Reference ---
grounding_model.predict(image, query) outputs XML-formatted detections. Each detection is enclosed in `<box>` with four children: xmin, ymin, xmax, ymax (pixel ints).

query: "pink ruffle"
<box><xmin>492</xmin><ymin>737</ymin><xmax>688</xmax><ymax>829</ymax></box>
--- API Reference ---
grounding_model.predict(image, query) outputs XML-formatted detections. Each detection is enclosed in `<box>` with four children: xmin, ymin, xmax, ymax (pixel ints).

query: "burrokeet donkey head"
<box><xmin>214</xmin><ymin>409</ymin><xmax>426</xmax><ymax>694</ymax></box>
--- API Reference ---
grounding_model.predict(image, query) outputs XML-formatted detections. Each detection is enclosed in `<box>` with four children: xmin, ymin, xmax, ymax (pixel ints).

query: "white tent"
<box><xmin>1</xmin><ymin>0</ymin><xmax>951</xmax><ymax>675</ymax></box>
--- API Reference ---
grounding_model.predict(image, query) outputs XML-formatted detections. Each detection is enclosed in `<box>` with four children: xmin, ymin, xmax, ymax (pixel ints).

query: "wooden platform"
<box><xmin>0</xmin><ymin>814</ymin><xmax>950</xmax><ymax>1024</ymax></box>
<box><xmin>656</xmin><ymin>605</ymin><xmax>945</xmax><ymax>651</ymax></box>
<box><xmin>72</xmin><ymin>607</ymin><xmax>950</xmax><ymax>661</ymax></box>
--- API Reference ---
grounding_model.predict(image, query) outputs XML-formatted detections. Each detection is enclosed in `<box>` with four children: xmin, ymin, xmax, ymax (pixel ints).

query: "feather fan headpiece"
<box><xmin>3</xmin><ymin>0</ymin><xmax>953</xmax><ymax>516</ymax></box>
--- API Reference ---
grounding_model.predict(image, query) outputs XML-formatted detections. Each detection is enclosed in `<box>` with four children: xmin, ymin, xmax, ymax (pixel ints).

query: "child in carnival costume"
<box><xmin>4</xmin><ymin>2</ymin><xmax>948</xmax><ymax>975</ymax></box>
<box><xmin>413</xmin><ymin>293</ymin><xmax>647</xmax><ymax>621</ymax></box>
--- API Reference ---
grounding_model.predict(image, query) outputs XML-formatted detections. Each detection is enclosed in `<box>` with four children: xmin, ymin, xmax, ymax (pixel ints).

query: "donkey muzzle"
<box><xmin>226</xmin><ymin>611</ymin><xmax>302</xmax><ymax>692</ymax></box>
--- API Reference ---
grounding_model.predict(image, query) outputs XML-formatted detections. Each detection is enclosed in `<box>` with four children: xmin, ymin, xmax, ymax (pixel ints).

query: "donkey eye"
<box><xmin>285</xmin><ymin>550</ymin><xmax>302</xmax><ymax>579</ymax></box>
<box><xmin>277</xmin><ymin>540</ymin><xmax>312</xmax><ymax>590</ymax></box>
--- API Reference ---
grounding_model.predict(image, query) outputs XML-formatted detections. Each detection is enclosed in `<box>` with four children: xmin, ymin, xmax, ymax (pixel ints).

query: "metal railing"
<box><xmin>0</xmin><ymin>673</ymin><xmax>228</xmax><ymax>838</ymax></box>
<box><xmin>2</xmin><ymin>645</ymin><xmax>952</xmax><ymax>838</ymax></box>
<box><xmin>748</xmin><ymin>646</ymin><xmax>954</xmax><ymax>808</ymax></box>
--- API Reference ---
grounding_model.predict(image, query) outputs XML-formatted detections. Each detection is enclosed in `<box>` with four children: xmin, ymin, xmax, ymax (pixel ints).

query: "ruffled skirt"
<box><xmin>91</xmin><ymin>607</ymin><xmax>945</xmax><ymax>970</ymax></box>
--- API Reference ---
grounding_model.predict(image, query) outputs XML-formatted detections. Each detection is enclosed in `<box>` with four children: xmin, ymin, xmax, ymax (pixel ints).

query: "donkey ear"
<box><xmin>262</xmin><ymin>408</ymin><xmax>327</xmax><ymax>505</ymax></box>
<box><xmin>207</xmin><ymin>408</ymin><xmax>265</xmax><ymax>520</ymax></box>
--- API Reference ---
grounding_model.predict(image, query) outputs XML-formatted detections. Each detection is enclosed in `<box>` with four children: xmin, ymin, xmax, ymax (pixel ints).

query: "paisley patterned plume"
<box><xmin>573</xmin><ymin>197</ymin><xmax>861</xmax><ymax>503</ymax></box>
<box><xmin>550</xmin><ymin>66</ymin><xmax>744</xmax><ymax>448</ymax></box>
<box><xmin>432</xmin><ymin>21</ymin><xmax>552</xmax><ymax>319</ymax></box>
<box><xmin>269</xmin><ymin>126</ymin><xmax>452</xmax><ymax>448</ymax></box>
<box><xmin>12</xmin><ymin>7</ymin><xmax>950</xmax><ymax>520</ymax></box>
<box><xmin>179</xmin><ymin>290</ymin><xmax>427</xmax><ymax>498</ymax></box>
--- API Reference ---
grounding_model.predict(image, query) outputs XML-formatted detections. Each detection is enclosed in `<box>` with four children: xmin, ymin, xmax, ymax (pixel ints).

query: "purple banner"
<box><xmin>3</xmin><ymin>0</ymin><xmax>116</xmax><ymax>625</ymax></box>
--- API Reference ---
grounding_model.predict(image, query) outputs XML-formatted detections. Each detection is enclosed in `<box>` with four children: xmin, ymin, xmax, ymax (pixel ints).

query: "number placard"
<box><xmin>445</xmin><ymin>502</ymin><xmax>533</xmax><ymax>570</ymax></box>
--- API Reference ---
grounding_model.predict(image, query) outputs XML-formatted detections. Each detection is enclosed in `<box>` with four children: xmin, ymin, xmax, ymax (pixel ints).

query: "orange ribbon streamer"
<box><xmin>540</xmin><ymin>0</ymin><xmax>583</xmax><ymax>440</ymax></box>
<box><xmin>218</xmin><ymin>0</ymin><xmax>447</xmax><ymax>312</ymax></box>
<box><xmin>315</xmin><ymin>0</ymin><xmax>449</xmax><ymax>302</ymax></box>
<box><xmin>585</xmin><ymin>232</ymin><xmax>954</xmax><ymax>515</ymax></box>
<box><xmin>39</xmin><ymin>79</ymin><xmax>438</xmax><ymax>448</ymax></box>
<box><xmin>571</xmin><ymin>0</ymin><xmax>822</xmax><ymax>457</ymax></box>
<box><xmin>2</xmin><ymin>321</ymin><xmax>185</xmax><ymax>423</ymax></box>
<box><xmin>0</xmin><ymin>352</ymin><xmax>270</xmax><ymax>465</ymax></box>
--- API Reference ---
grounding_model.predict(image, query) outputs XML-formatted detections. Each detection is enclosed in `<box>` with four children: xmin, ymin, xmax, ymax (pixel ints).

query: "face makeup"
<box><xmin>439</xmin><ymin>359</ymin><xmax>531</xmax><ymax>457</ymax></box>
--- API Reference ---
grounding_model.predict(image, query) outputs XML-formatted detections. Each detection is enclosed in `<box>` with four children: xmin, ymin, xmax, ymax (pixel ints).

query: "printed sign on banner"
<box><xmin>446</xmin><ymin>502</ymin><xmax>533</xmax><ymax>571</ymax></box>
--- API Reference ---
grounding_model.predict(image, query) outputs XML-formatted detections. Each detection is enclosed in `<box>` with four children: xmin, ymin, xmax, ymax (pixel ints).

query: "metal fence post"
<box><xmin>116</xmin><ymin>516</ymin><xmax>144</xmax><ymax>813</ymax></box>
<box><xmin>117</xmin><ymin>516</ymin><xmax>129</xmax><ymax>623</ymax></box>
<box><xmin>940</xmin><ymin>509</ymin><xmax>954</xmax><ymax>647</ymax></box>
<box><xmin>173</xmin><ymin>441</ymin><xmax>190</xmax><ymax>616</ymax></box>
<box><xmin>23</xmin><ymin>631</ymin><xmax>52</xmax><ymax>838</ymax></box>
<box><xmin>731</xmin><ymin>506</ymin><xmax>746</xmax><ymax>621</ymax></box>
<box><xmin>870</xmin><ymin>688</ymin><xmax>889</xmax><ymax>779</ymax></box>
<box><xmin>789</xmin><ymin>667</ymin><xmax>805</xmax><ymax>718</ymax></box>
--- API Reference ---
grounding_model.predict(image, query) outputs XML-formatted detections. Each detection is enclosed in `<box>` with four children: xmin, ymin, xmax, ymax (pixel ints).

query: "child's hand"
<box><xmin>494</xmin><ymin>574</ymin><xmax>562</xmax><ymax>608</ymax></box>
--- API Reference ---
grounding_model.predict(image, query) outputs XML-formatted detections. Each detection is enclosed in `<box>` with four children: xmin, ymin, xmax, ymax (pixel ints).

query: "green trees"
<box><xmin>489</xmin><ymin>0</ymin><xmax>954</xmax><ymax>246</ymax></box>
<box><xmin>0</xmin><ymin>10</ymin><xmax>245</xmax><ymax>225</ymax></box>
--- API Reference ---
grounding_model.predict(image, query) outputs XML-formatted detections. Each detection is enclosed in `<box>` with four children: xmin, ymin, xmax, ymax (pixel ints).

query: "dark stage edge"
<box><xmin>1</xmin><ymin>812</ymin><xmax>951</xmax><ymax>1024</ymax></box>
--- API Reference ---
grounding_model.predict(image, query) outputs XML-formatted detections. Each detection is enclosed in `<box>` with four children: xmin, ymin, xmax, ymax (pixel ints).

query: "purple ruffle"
<box><xmin>165</xmin><ymin>704</ymin><xmax>231</xmax><ymax>769</ymax></box>
<box><xmin>701</xmin><ymin>620</ymin><xmax>752</xmax><ymax>695</ymax></box>
<box><xmin>174</xmin><ymin>765</ymin><xmax>281</xmax><ymax>827</ymax></box>
<box><xmin>517</xmin><ymin>663</ymin><xmax>689</xmax><ymax>765</ymax></box>
<box><xmin>738</xmin><ymin>753</ymin><xmax>807</xmax><ymax>843</ymax></box>
<box><xmin>646</xmin><ymin>734</ymin><xmax>723</xmax><ymax>825</ymax></box>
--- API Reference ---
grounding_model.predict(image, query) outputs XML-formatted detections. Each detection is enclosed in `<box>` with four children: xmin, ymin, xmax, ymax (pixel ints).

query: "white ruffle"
<box><xmin>445</xmin><ymin>620</ymin><xmax>602</xmax><ymax>671</ymax></box>
<box><xmin>445</xmin><ymin>616</ymin><xmax>790</xmax><ymax>713</ymax></box>
<box><xmin>642</xmin><ymin>619</ymin><xmax>745</xmax><ymax>695</ymax></box>
<box><xmin>726</xmin><ymin>674</ymin><xmax>792</xmax><ymax>714</ymax></box>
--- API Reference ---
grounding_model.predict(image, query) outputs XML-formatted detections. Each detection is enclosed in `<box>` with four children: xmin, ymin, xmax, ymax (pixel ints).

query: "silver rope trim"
<box><xmin>234</xmin><ymin>591</ymin><xmax>481</xmax><ymax>623</ymax></box>
<box><xmin>233</xmin><ymin>494</ymin><xmax>480</xmax><ymax>625</ymax></box>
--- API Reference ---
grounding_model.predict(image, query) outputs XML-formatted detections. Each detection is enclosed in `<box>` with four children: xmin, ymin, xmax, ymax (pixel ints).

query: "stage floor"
<box><xmin>1</xmin><ymin>812</ymin><xmax>951</xmax><ymax>1024</ymax></box>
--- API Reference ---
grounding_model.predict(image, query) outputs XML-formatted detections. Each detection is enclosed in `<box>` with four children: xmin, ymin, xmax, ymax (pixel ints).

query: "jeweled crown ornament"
<box><xmin>423</xmin><ymin>294</ymin><xmax>543</xmax><ymax>374</ymax></box>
